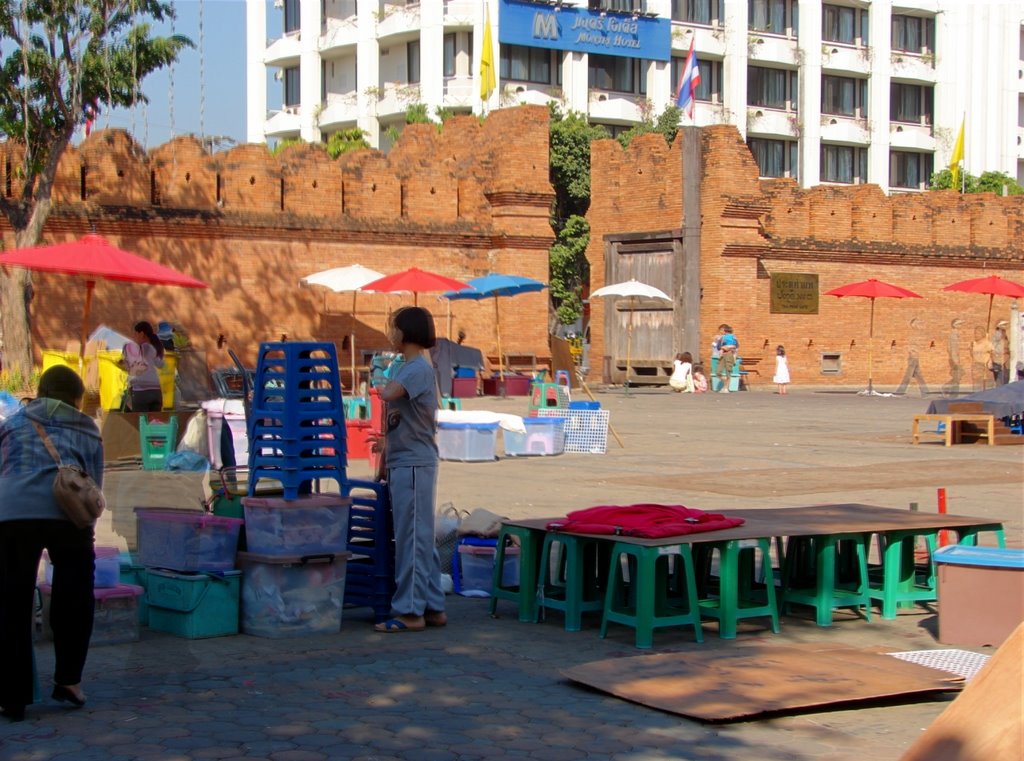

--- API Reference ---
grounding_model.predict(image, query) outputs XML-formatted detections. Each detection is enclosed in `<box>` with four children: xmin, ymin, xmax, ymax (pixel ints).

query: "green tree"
<box><xmin>615</xmin><ymin>104</ymin><xmax>681</xmax><ymax>149</ymax></box>
<box><xmin>547</xmin><ymin>105</ymin><xmax>608</xmax><ymax>326</ymax></box>
<box><xmin>325</xmin><ymin>128</ymin><xmax>370</xmax><ymax>157</ymax></box>
<box><xmin>0</xmin><ymin>0</ymin><xmax>190</xmax><ymax>375</ymax></box>
<box><xmin>549</xmin><ymin>215</ymin><xmax>590</xmax><ymax>326</ymax></box>
<box><xmin>930</xmin><ymin>168</ymin><xmax>1024</xmax><ymax>195</ymax></box>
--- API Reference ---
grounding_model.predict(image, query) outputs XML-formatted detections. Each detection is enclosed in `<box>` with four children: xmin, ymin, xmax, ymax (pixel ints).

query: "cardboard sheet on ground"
<box><xmin>562</xmin><ymin>644</ymin><xmax>961</xmax><ymax>722</ymax></box>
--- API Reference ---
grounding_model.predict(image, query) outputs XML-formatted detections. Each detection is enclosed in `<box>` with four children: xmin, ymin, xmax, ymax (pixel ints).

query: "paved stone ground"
<box><xmin>4</xmin><ymin>386</ymin><xmax>1021</xmax><ymax>760</ymax></box>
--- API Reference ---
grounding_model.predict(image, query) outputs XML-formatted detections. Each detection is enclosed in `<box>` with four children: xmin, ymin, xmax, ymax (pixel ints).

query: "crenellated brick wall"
<box><xmin>588</xmin><ymin>124</ymin><xmax>1024</xmax><ymax>388</ymax></box>
<box><xmin>0</xmin><ymin>106</ymin><xmax>556</xmax><ymax>373</ymax></box>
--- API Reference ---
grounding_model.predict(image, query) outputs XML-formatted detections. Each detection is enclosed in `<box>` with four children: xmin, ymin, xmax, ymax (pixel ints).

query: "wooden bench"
<box><xmin>738</xmin><ymin>356</ymin><xmax>764</xmax><ymax>388</ymax></box>
<box><xmin>912</xmin><ymin>413</ymin><xmax>995</xmax><ymax>446</ymax></box>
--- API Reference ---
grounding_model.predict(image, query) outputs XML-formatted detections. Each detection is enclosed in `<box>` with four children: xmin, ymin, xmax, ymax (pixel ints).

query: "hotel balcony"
<box><xmin>318</xmin><ymin>92</ymin><xmax>360</xmax><ymax>130</ymax></box>
<box><xmin>746</xmin><ymin>107</ymin><xmax>800</xmax><ymax>139</ymax></box>
<box><xmin>264</xmin><ymin>32</ymin><xmax>301</xmax><ymax>68</ymax></box>
<box><xmin>820</xmin><ymin>114</ymin><xmax>870</xmax><ymax>144</ymax></box>
<box><xmin>889</xmin><ymin>52</ymin><xmax>937</xmax><ymax>84</ymax></box>
<box><xmin>320</xmin><ymin>17</ymin><xmax>359</xmax><ymax>56</ymax></box>
<box><xmin>588</xmin><ymin>90</ymin><xmax>647</xmax><ymax>124</ymax></box>
<box><xmin>264</xmin><ymin>107</ymin><xmax>302</xmax><ymax>139</ymax></box>
<box><xmin>821</xmin><ymin>44</ymin><xmax>871</xmax><ymax>77</ymax></box>
<box><xmin>889</xmin><ymin>122</ymin><xmax>936</xmax><ymax>152</ymax></box>
<box><xmin>748</xmin><ymin>34</ymin><xmax>800</xmax><ymax>68</ymax></box>
<box><xmin>377</xmin><ymin>2</ymin><xmax>422</xmax><ymax>44</ymax></box>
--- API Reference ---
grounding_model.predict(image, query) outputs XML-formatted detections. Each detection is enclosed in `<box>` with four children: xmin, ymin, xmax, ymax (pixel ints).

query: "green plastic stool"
<box><xmin>139</xmin><ymin>415</ymin><xmax>178</xmax><ymax>471</ymax></box>
<box><xmin>600</xmin><ymin>542</ymin><xmax>704</xmax><ymax>649</ymax></box>
<box><xmin>780</xmin><ymin>533</ymin><xmax>873</xmax><ymax>626</ymax></box>
<box><xmin>535</xmin><ymin>532</ymin><xmax>609</xmax><ymax>631</ymax></box>
<box><xmin>868</xmin><ymin>523</ymin><xmax>1005</xmax><ymax>620</ymax></box>
<box><xmin>695</xmin><ymin>538</ymin><xmax>780</xmax><ymax>639</ymax></box>
<box><xmin>488</xmin><ymin>524</ymin><xmax>545</xmax><ymax>623</ymax></box>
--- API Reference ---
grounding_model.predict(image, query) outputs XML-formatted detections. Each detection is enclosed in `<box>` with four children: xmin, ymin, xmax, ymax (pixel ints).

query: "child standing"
<box><xmin>373</xmin><ymin>306</ymin><xmax>446</xmax><ymax>633</ymax></box>
<box><xmin>717</xmin><ymin>325</ymin><xmax>739</xmax><ymax>392</ymax></box>
<box><xmin>773</xmin><ymin>345</ymin><xmax>790</xmax><ymax>395</ymax></box>
<box><xmin>669</xmin><ymin>352</ymin><xmax>694</xmax><ymax>393</ymax></box>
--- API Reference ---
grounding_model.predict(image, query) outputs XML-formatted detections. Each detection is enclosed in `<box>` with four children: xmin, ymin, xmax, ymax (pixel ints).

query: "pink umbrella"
<box><xmin>942</xmin><ymin>275</ymin><xmax>1024</xmax><ymax>330</ymax></box>
<box><xmin>825</xmin><ymin>278</ymin><xmax>922</xmax><ymax>395</ymax></box>
<box><xmin>0</xmin><ymin>234</ymin><xmax>208</xmax><ymax>357</ymax></box>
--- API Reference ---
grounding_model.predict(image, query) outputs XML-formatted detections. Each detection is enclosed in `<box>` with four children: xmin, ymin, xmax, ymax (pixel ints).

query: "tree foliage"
<box><xmin>615</xmin><ymin>104</ymin><xmax>681</xmax><ymax>149</ymax></box>
<box><xmin>547</xmin><ymin>105</ymin><xmax>608</xmax><ymax>327</ymax></box>
<box><xmin>930</xmin><ymin>168</ymin><xmax>1024</xmax><ymax>195</ymax></box>
<box><xmin>0</xmin><ymin>0</ymin><xmax>191</xmax><ymax>375</ymax></box>
<box><xmin>325</xmin><ymin>128</ymin><xmax>370</xmax><ymax>157</ymax></box>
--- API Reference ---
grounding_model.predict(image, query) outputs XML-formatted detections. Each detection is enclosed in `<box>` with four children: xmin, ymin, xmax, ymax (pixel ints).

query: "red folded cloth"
<box><xmin>546</xmin><ymin>503</ymin><xmax>744</xmax><ymax>538</ymax></box>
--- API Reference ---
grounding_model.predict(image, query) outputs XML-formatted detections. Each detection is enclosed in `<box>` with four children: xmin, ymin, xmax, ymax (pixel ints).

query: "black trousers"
<box><xmin>0</xmin><ymin>520</ymin><xmax>95</xmax><ymax>708</ymax></box>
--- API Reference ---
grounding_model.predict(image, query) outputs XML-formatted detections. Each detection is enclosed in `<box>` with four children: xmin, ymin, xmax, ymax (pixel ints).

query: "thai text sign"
<box><xmin>771</xmin><ymin>273</ymin><xmax>819</xmax><ymax>314</ymax></box>
<box><xmin>499</xmin><ymin>0</ymin><xmax>671</xmax><ymax>62</ymax></box>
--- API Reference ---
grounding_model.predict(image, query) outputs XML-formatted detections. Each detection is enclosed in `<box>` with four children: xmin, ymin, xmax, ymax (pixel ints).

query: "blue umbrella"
<box><xmin>444</xmin><ymin>274</ymin><xmax>547</xmax><ymax>377</ymax></box>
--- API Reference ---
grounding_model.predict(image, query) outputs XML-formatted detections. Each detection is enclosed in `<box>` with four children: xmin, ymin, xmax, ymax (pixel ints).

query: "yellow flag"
<box><xmin>480</xmin><ymin>5</ymin><xmax>496</xmax><ymax>101</ymax></box>
<box><xmin>949</xmin><ymin>117</ymin><xmax>965</xmax><ymax>190</ymax></box>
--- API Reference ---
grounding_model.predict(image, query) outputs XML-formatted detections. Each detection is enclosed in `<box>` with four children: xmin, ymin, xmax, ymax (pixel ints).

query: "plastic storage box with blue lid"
<box><xmin>503</xmin><ymin>417</ymin><xmax>566</xmax><ymax>456</ymax></box>
<box><xmin>437</xmin><ymin>421</ymin><xmax>499</xmax><ymax>462</ymax></box>
<box><xmin>934</xmin><ymin>545</ymin><xmax>1024</xmax><ymax>647</ymax></box>
<box><xmin>146</xmin><ymin>569</ymin><xmax>242</xmax><ymax>639</ymax></box>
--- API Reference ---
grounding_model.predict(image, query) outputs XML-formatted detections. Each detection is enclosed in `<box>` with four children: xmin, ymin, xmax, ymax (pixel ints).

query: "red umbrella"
<box><xmin>0</xmin><ymin>234</ymin><xmax>208</xmax><ymax>357</ymax></box>
<box><xmin>825</xmin><ymin>278</ymin><xmax>922</xmax><ymax>394</ymax></box>
<box><xmin>942</xmin><ymin>275</ymin><xmax>1024</xmax><ymax>330</ymax></box>
<box><xmin>361</xmin><ymin>267</ymin><xmax>470</xmax><ymax>306</ymax></box>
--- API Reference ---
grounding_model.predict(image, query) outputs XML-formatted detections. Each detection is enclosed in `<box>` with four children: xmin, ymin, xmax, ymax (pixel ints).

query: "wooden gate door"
<box><xmin>603</xmin><ymin>236</ymin><xmax>678</xmax><ymax>386</ymax></box>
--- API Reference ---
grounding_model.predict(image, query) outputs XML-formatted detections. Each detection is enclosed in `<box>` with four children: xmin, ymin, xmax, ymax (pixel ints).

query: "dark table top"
<box><xmin>504</xmin><ymin>503</ymin><xmax>1003</xmax><ymax>547</ymax></box>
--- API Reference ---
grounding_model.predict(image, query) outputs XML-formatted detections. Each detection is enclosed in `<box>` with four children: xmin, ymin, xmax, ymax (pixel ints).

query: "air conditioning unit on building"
<box><xmin>274</xmin><ymin>0</ymin><xmax>283</xmax><ymax>8</ymax></box>
<box><xmin>274</xmin><ymin>70</ymin><xmax>284</xmax><ymax>81</ymax></box>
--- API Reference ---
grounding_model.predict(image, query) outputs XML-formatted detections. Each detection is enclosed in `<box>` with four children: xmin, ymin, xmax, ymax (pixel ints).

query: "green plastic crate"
<box><xmin>118</xmin><ymin>558</ymin><xmax>149</xmax><ymax>626</ymax></box>
<box><xmin>146</xmin><ymin>569</ymin><xmax>240</xmax><ymax>639</ymax></box>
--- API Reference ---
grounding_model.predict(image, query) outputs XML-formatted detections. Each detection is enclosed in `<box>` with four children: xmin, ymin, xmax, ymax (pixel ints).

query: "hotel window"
<box><xmin>407</xmin><ymin>40</ymin><xmax>421</xmax><ymax>84</ymax></box>
<box><xmin>890</xmin><ymin>83</ymin><xmax>933</xmax><ymax>125</ymax></box>
<box><xmin>672</xmin><ymin>57</ymin><xmax>723</xmax><ymax>103</ymax></box>
<box><xmin>589</xmin><ymin>0</ymin><xmax>648</xmax><ymax>12</ymax></box>
<box><xmin>443</xmin><ymin>34</ymin><xmax>456</xmax><ymax>78</ymax></box>
<box><xmin>749</xmin><ymin>0</ymin><xmax>798</xmax><ymax>37</ymax></box>
<box><xmin>821</xmin><ymin>144</ymin><xmax>868</xmax><ymax>184</ymax></box>
<box><xmin>890</xmin><ymin>151</ymin><xmax>934</xmax><ymax>190</ymax></box>
<box><xmin>672</xmin><ymin>0</ymin><xmax>724</xmax><ymax>25</ymax></box>
<box><xmin>284</xmin><ymin>67</ymin><xmax>300</xmax><ymax>107</ymax></box>
<box><xmin>748</xmin><ymin>66</ymin><xmax>798</xmax><ymax>111</ymax></box>
<box><xmin>589</xmin><ymin>55</ymin><xmax>646</xmax><ymax>94</ymax></box>
<box><xmin>500</xmin><ymin>44</ymin><xmax>553</xmax><ymax>85</ymax></box>
<box><xmin>822</xmin><ymin>76</ymin><xmax>868</xmax><ymax>118</ymax></box>
<box><xmin>283</xmin><ymin>0</ymin><xmax>300</xmax><ymax>34</ymax></box>
<box><xmin>823</xmin><ymin>4</ymin><xmax>868</xmax><ymax>46</ymax></box>
<box><xmin>891</xmin><ymin>15</ymin><xmax>935</xmax><ymax>54</ymax></box>
<box><xmin>747</xmin><ymin>138</ymin><xmax>799</xmax><ymax>179</ymax></box>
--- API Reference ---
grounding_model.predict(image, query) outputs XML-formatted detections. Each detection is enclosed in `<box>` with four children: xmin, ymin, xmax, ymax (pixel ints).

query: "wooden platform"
<box><xmin>912</xmin><ymin>413</ymin><xmax>995</xmax><ymax>446</ymax></box>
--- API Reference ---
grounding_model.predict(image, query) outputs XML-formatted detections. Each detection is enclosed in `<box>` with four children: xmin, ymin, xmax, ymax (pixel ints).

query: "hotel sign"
<box><xmin>770</xmin><ymin>273</ymin><xmax>820</xmax><ymax>314</ymax></box>
<box><xmin>499</xmin><ymin>0</ymin><xmax>671</xmax><ymax>62</ymax></box>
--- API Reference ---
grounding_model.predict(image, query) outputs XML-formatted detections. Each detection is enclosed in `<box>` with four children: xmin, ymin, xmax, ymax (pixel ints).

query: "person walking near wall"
<box><xmin>991</xmin><ymin>321</ymin><xmax>1009</xmax><ymax>386</ymax></box>
<box><xmin>0</xmin><ymin>366</ymin><xmax>104</xmax><ymax>721</ymax></box>
<box><xmin>970</xmin><ymin>326</ymin><xmax>994</xmax><ymax>392</ymax></box>
<box><xmin>896</xmin><ymin>318</ymin><xmax>930</xmax><ymax>397</ymax></box>
<box><xmin>717</xmin><ymin>325</ymin><xmax>738</xmax><ymax>393</ymax></box>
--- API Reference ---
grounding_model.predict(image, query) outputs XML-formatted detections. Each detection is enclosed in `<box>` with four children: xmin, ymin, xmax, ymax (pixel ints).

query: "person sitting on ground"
<box><xmin>669</xmin><ymin>352</ymin><xmax>694</xmax><ymax>393</ymax></box>
<box><xmin>692</xmin><ymin>364</ymin><xmax>709</xmax><ymax>393</ymax></box>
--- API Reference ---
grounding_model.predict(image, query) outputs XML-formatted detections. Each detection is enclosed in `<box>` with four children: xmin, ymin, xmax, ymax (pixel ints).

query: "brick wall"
<box><xmin>588</xmin><ymin>124</ymin><xmax>1024</xmax><ymax>387</ymax></box>
<box><xmin>0</xmin><ymin>106</ymin><xmax>555</xmax><ymax>373</ymax></box>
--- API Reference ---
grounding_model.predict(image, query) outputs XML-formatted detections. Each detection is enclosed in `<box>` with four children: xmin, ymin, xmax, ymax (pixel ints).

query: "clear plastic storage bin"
<box><xmin>134</xmin><ymin>507</ymin><xmax>243</xmax><ymax>572</ymax></box>
<box><xmin>437</xmin><ymin>422</ymin><xmax>499</xmax><ymax>462</ymax></box>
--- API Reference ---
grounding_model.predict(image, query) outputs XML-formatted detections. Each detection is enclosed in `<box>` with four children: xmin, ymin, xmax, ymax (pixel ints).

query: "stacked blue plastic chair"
<box><xmin>341</xmin><ymin>479</ymin><xmax>396</xmax><ymax>623</ymax></box>
<box><xmin>247</xmin><ymin>342</ymin><xmax>347</xmax><ymax>499</ymax></box>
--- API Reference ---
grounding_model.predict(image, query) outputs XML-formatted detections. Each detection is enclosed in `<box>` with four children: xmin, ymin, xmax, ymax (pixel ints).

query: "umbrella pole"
<box><xmin>624</xmin><ymin>296</ymin><xmax>634</xmax><ymax>397</ymax></box>
<box><xmin>494</xmin><ymin>299</ymin><xmax>504</xmax><ymax>384</ymax></box>
<box><xmin>350</xmin><ymin>292</ymin><xmax>358</xmax><ymax>395</ymax></box>
<box><xmin>986</xmin><ymin>294</ymin><xmax>993</xmax><ymax>331</ymax></box>
<box><xmin>79</xmin><ymin>280</ymin><xmax>96</xmax><ymax>360</ymax></box>
<box><xmin>867</xmin><ymin>297</ymin><xmax>875</xmax><ymax>394</ymax></box>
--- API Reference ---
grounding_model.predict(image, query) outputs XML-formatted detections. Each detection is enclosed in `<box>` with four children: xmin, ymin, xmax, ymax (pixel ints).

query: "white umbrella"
<box><xmin>590</xmin><ymin>279</ymin><xmax>672</xmax><ymax>395</ymax></box>
<box><xmin>301</xmin><ymin>264</ymin><xmax>385</xmax><ymax>392</ymax></box>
